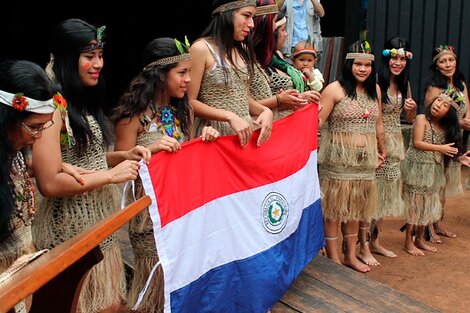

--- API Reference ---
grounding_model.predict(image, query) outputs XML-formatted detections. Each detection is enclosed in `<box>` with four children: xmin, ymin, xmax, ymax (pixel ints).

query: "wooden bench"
<box><xmin>0</xmin><ymin>195</ymin><xmax>151</xmax><ymax>313</ymax></box>
<box><xmin>272</xmin><ymin>255</ymin><xmax>441</xmax><ymax>313</ymax></box>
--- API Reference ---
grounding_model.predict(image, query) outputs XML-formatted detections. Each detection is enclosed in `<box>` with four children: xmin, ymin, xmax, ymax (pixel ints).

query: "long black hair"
<box><xmin>378</xmin><ymin>37</ymin><xmax>411</xmax><ymax>107</ymax></box>
<box><xmin>339</xmin><ymin>40</ymin><xmax>377</xmax><ymax>100</ymax></box>
<box><xmin>111</xmin><ymin>37</ymin><xmax>192</xmax><ymax>138</ymax></box>
<box><xmin>201</xmin><ymin>0</ymin><xmax>256</xmax><ymax>82</ymax></box>
<box><xmin>47</xmin><ymin>18</ymin><xmax>113</xmax><ymax>156</ymax></box>
<box><xmin>425</xmin><ymin>45</ymin><xmax>466</xmax><ymax>92</ymax></box>
<box><xmin>0</xmin><ymin>60</ymin><xmax>54</xmax><ymax>239</ymax></box>
<box><xmin>424</xmin><ymin>98</ymin><xmax>464</xmax><ymax>167</ymax></box>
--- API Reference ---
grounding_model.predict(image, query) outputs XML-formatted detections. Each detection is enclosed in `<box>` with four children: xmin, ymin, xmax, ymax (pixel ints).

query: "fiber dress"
<box><xmin>402</xmin><ymin>122</ymin><xmax>446</xmax><ymax>225</ymax></box>
<box><xmin>374</xmin><ymin>92</ymin><xmax>405</xmax><ymax>219</ymax></box>
<box><xmin>33</xmin><ymin>116</ymin><xmax>125</xmax><ymax>313</ymax></box>
<box><xmin>126</xmin><ymin>107</ymin><xmax>186</xmax><ymax>313</ymax></box>
<box><xmin>318</xmin><ymin>94</ymin><xmax>379</xmax><ymax>222</ymax></box>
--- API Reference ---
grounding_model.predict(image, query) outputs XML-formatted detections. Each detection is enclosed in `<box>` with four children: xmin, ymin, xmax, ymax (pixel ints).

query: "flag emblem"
<box><xmin>262</xmin><ymin>192</ymin><xmax>289</xmax><ymax>234</ymax></box>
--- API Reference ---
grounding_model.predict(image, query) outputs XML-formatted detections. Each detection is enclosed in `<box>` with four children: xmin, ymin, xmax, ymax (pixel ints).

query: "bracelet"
<box><xmin>275</xmin><ymin>93</ymin><xmax>280</xmax><ymax>107</ymax></box>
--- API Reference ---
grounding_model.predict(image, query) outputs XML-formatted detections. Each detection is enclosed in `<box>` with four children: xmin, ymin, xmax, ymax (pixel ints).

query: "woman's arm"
<box><xmin>32</xmin><ymin>110</ymin><xmax>140</xmax><ymax>197</ymax></box>
<box><xmin>318</xmin><ymin>81</ymin><xmax>342</xmax><ymax>128</ymax></box>
<box><xmin>249</xmin><ymin>97</ymin><xmax>273</xmax><ymax>146</ymax></box>
<box><xmin>376</xmin><ymin>86</ymin><xmax>386</xmax><ymax>157</ymax></box>
<box><xmin>188</xmin><ymin>40</ymin><xmax>252</xmax><ymax>146</ymax></box>
<box><xmin>412</xmin><ymin>115</ymin><xmax>458</xmax><ymax>156</ymax></box>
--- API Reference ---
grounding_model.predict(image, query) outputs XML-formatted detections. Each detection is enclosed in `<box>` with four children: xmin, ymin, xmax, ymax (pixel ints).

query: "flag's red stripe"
<box><xmin>148</xmin><ymin>104</ymin><xmax>318</xmax><ymax>226</ymax></box>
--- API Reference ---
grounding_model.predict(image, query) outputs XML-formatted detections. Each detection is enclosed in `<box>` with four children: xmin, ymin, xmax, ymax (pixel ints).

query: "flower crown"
<box><xmin>345</xmin><ymin>41</ymin><xmax>375</xmax><ymax>61</ymax></box>
<box><xmin>440</xmin><ymin>86</ymin><xmax>464</xmax><ymax>111</ymax></box>
<box><xmin>382</xmin><ymin>48</ymin><xmax>413</xmax><ymax>60</ymax></box>
<box><xmin>144</xmin><ymin>36</ymin><xmax>192</xmax><ymax>69</ymax></box>
<box><xmin>433</xmin><ymin>44</ymin><xmax>456</xmax><ymax>63</ymax></box>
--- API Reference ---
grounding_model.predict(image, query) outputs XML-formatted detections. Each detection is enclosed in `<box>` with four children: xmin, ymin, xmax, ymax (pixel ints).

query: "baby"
<box><xmin>291</xmin><ymin>40</ymin><xmax>324</xmax><ymax>92</ymax></box>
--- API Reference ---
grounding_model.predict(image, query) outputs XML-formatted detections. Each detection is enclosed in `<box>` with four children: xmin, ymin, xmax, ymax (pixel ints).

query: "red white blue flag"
<box><xmin>140</xmin><ymin>104</ymin><xmax>324</xmax><ymax>312</ymax></box>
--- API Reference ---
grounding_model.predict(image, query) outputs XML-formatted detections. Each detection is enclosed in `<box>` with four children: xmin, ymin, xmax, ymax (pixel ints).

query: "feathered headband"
<box><xmin>345</xmin><ymin>40</ymin><xmax>375</xmax><ymax>61</ymax></box>
<box><xmin>382</xmin><ymin>48</ymin><xmax>413</xmax><ymax>60</ymax></box>
<box><xmin>440</xmin><ymin>86</ymin><xmax>464</xmax><ymax>111</ymax></box>
<box><xmin>433</xmin><ymin>45</ymin><xmax>457</xmax><ymax>63</ymax></box>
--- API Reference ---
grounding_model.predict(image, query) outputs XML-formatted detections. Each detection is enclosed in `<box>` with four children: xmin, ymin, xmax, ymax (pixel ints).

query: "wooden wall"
<box><xmin>367</xmin><ymin>0</ymin><xmax>470</xmax><ymax>110</ymax></box>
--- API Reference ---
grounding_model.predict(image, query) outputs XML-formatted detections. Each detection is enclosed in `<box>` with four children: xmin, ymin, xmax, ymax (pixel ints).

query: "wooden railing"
<box><xmin>0</xmin><ymin>195</ymin><xmax>151</xmax><ymax>313</ymax></box>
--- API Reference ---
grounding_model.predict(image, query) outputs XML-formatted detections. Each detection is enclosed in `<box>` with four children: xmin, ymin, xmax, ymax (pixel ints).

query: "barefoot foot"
<box><xmin>436</xmin><ymin>229</ymin><xmax>457</xmax><ymax>238</ymax></box>
<box><xmin>343</xmin><ymin>257</ymin><xmax>371</xmax><ymax>273</ymax></box>
<box><xmin>370</xmin><ymin>242</ymin><xmax>397</xmax><ymax>258</ymax></box>
<box><xmin>415</xmin><ymin>239</ymin><xmax>437</xmax><ymax>253</ymax></box>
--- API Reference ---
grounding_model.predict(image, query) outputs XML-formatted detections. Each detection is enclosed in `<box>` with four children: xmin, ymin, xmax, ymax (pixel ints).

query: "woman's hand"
<box><xmin>404</xmin><ymin>98</ymin><xmax>417</xmax><ymax>111</ymax></box>
<box><xmin>201</xmin><ymin>126</ymin><xmax>220</xmax><ymax>142</ymax></box>
<box><xmin>460</xmin><ymin>117</ymin><xmax>470</xmax><ymax>130</ymax></box>
<box><xmin>439</xmin><ymin>143</ymin><xmax>459</xmax><ymax>157</ymax></box>
<box><xmin>278</xmin><ymin>89</ymin><xmax>307</xmax><ymax>110</ymax></box>
<box><xmin>253</xmin><ymin>108</ymin><xmax>273</xmax><ymax>146</ymax></box>
<box><xmin>125</xmin><ymin>145</ymin><xmax>152</xmax><ymax>163</ymax></box>
<box><xmin>227</xmin><ymin>112</ymin><xmax>252</xmax><ymax>147</ymax></box>
<box><xmin>149</xmin><ymin>135</ymin><xmax>182</xmax><ymax>153</ymax></box>
<box><xmin>300</xmin><ymin>90</ymin><xmax>321</xmax><ymax>105</ymax></box>
<box><xmin>61</xmin><ymin>163</ymin><xmax>96</xmax><ymax>186</ymax></box>
<box><xmin>459</xmin><ymin>150</ymin><xmax>470</xmax><ymax>167</ymax></box>
<box><xmin>108</xmin><ymin>160</ymin><xmax>140</xmax><ymax>184</ymax></box>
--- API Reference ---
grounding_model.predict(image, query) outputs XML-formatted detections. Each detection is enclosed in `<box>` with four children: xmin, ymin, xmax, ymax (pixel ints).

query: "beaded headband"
<box><xmin>382</xmin><ymin>48</ymin><xmax>413</xmax><ymax>60</ymax></box>
<box><xmin>212</xmin><ymin>0</ymin><xmax>257</xmax><ymax>16</ymax></box>
<box><xmin>0</xmin><ymin>90</ymin><xmax>55</xmax><ymax>114</ymax></box>
<box><xmin>145</xmin><ymin>54</ymin><xmax>191</xmax><ymax>68</ymax></box>
<box><xmin>255</xmin><ymin>4</ymin><xmax>278</xmax><ymax>16</ymax></box>
<box><xmin>144</xmin><ymin>36</ymin><xmax>192</xmax><ymax>69</ymax></box>
<box><xmin>82</xmin><ymin>25</ymin><xmax>106</xmax><ymax>52</ymax></box>
<box><xmin>345</xmin><ymin>53</ymin><xmax>375</xmax><ymax>61</ymax></box>
<box><xmin>432</xmin><ymin>45</ymin><xmax>457</xmax><ymax>63</ymax></box>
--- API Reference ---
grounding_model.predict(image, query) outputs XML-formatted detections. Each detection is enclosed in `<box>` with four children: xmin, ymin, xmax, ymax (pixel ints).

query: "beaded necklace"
<box><xmin>139</xmin><ymin>105</ymin><xmax>182</xmax><ymax>142</ymax></box>
<box><xmin>10</xmin><ymin>151</ymin><xmax>37</xmax><ymax>226</ymax></box>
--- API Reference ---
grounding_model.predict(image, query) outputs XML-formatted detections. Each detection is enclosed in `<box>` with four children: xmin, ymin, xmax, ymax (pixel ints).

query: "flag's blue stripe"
<box><xmin>170</xmin><ymin>199</ymin><xmax>324</xmax><ymax>313</ymax></box>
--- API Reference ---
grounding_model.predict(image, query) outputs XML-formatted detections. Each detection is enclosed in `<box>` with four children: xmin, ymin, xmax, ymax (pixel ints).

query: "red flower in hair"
<box><xmin>53</xmin><ymin>92</ymin><xmax>67</xmax><ymax>110</ymax></box>
<box><xmin>12</xmin><ymin>93</ymin><xmax>28</xmax><ymax>111</ymax></box>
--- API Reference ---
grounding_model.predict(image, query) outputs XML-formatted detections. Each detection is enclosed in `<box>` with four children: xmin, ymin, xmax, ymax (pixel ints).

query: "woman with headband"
<box><xmin>189</xmin><ymin>0</ymin><xmax>273</xmax><ymax>147</ymax></box>
<box><xmin>424</xmin><ymin>44</ymin><xmax>470</xmax><ymax>242</ymax></box>
<box><xmin>31</xmin><ymin>19</ymin><xmax>146</xmax><ymax>312</ymax></box>
<box><xmin>370</xmin><ymin>37</ymin><xmax>417</xmax><ymax>260</ymax></box>
<box><xmin>318</xmin><ymin>40</ymin><xmax>385</xmax><ymax>273</ymax></box>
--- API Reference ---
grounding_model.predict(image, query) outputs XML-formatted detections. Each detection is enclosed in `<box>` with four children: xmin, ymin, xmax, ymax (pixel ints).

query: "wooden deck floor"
<box><xmin>118</xmin><ymin>228</ymin><xmax>440</xmax><ymax>313</ymax></box>
<box><xmin>272</xmin><ymin>255</ymin><xmax>441</xmax><ymax>313</ymax></box>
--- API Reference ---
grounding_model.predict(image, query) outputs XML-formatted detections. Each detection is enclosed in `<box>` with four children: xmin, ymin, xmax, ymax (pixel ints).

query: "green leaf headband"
<box><xmin>82</xmin><ymin>25</ymin><xmax>106</xmax><ymax>52</ymax></box>
<box><xmin>144</xmin><ymin>36</ymin><xmax>191</xmax><ymax>69</ymax></box>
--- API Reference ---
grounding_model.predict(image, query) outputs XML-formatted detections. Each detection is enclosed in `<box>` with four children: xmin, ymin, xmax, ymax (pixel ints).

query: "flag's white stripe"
<box><xmin>155</xmin><ymin>150</ymin><xmax>320</xmax><ymax>294</ymax></box>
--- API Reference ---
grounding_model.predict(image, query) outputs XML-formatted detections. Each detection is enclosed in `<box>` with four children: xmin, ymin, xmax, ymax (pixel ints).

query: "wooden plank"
<box><xmin>0</xmin><ymin>195</ymin><xmax>151</xmax><ymax>313</ymax></box>
<box><xmin>276</xmin><ymin>270</ymin><xmax>380</xmax><ymax>313</ymax></box>
<box><xmin>299</xmin><ymin>256</ymin><xmax>441</xmax><ymax>313</ymax></box>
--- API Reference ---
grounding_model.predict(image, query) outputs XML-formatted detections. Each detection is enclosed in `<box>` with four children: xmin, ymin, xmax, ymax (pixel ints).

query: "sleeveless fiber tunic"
<box><xmin>33</xmin><ymin>116</ymin><xmax>125</xmax><ymax>313</ymax></box>
<box><xmin>126</xmin><ymin>108</ymin><xmax>186</xmax><ymax>313</ymax></box>
<box><xmin>318</xmin><ymin>94</ymin><xmax>379</xmax><ymax>222</ymax></box>
<box><xmin>444</xmin><ymin>93</ymin><xmax>467</xmax><ymax>196</ymax></box>
<box><xmin>402</xmin><ymin>123</ymin><xmax>446</xmax><ymax>225</ymax></box>
<box><xmin>374</xmin><ymin>92</ymin><xmax>406</xmax><ymax>219</ymax></box>
<box><xmin>194</xmin><ymin>41</ymin><xmax>253</xmax><ymax>136</ymax></box>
